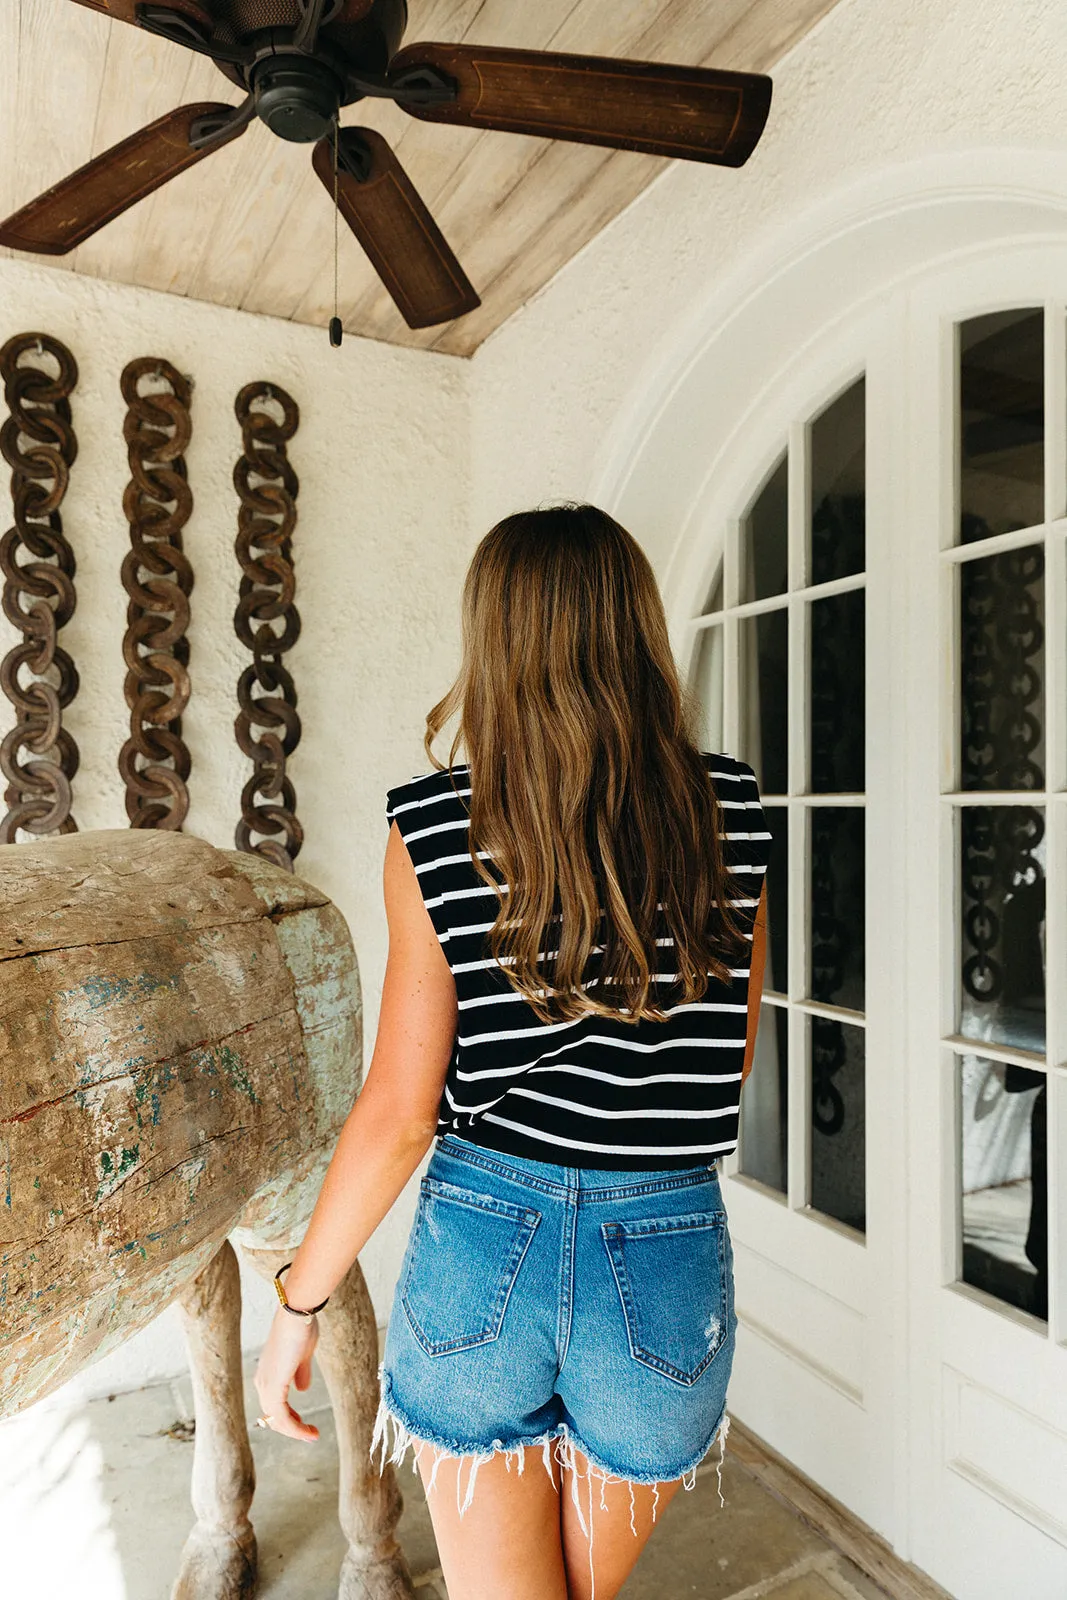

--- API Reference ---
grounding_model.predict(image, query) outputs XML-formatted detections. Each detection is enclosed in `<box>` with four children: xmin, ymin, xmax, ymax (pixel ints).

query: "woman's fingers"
<box><xmin>255</xmin><ymin>1393</ymin><xmax>320</xmax><ymax>1443</ymax></box>
<box><xmin>252</xmin><ymin>1307</ymin><xmax>321</xmax><ymax>1442</ymax></box>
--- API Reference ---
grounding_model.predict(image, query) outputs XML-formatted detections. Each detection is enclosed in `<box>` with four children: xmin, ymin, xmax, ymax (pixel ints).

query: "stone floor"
<box><xmin>1</xmin><ymin>1356</ymin><xmax>901</xmax><ymax>1600</ymax></box>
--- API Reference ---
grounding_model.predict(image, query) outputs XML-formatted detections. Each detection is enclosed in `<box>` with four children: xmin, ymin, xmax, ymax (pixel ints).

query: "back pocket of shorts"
<box><xmin>401</xmin><ymin>1177</ymin><xmax>541</xmax><ymax>1357</ymax></box>
<box><xmin>602</xmin><ymin>1209</ymin><xmax>730</xmax><ymax>1386</ymax></box>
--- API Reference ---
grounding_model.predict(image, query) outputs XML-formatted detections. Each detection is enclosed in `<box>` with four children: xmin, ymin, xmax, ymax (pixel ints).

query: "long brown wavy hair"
<box><xmin>423</xmin><ymin>503</ymin><xmax>752</xmax><ymax>1025</ymax></box>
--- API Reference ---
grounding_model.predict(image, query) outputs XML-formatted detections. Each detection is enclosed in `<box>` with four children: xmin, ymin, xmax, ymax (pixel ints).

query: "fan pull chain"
<box><xmin>329</xmin><ymin>119</ymin><xmax>342</xmax><ymax>348</ymax></box>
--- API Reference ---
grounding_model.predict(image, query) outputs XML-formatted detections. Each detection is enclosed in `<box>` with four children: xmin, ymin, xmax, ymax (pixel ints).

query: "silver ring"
<box><xmin>255</xmin><ymin>1414</ymin><xmax>274</xmax><ymax>1428</ymax></box>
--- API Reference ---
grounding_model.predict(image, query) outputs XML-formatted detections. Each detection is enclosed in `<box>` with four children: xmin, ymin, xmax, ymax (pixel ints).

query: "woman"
<box><xmin>253</xmin><ymin>503</ymin><xmax>770</xmax><ymax>1600</ymax></box>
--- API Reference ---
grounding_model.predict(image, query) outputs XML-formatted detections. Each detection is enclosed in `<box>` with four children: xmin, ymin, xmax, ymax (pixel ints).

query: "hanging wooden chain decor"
<box><xmin>118</xmin><ymin>357</ymin><xmax>194</xmax><ymax>830</ymax></box>
<box><xmin>233</xmin><ymin>381</ymin><xmax>303</xmax><ymax>871</ymax></box>
<box><xmin>0</xmin><ymin>332</ymin><xmax>80</xmax><ymax>842</ymax></box>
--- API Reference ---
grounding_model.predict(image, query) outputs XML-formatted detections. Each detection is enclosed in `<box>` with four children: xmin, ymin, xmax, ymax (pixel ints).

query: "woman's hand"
<box><xmin>253</xmin><ymin>1306</ymin><xmax>321</xmax><ymax>1443</ymax></box>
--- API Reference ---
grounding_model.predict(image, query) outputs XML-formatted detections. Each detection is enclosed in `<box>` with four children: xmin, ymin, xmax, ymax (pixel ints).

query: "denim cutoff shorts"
<box><xmin>370</xmin><ymin>1131</ymin><xmax>738</xmax><ymax>1546</ymax></box>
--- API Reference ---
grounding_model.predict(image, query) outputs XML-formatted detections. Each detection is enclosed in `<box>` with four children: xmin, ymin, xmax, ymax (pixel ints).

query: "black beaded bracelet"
<box><xmin>272</xmin><ymin>1260</ymin><xmax>330</xmax><ymax>1318</ymax></box>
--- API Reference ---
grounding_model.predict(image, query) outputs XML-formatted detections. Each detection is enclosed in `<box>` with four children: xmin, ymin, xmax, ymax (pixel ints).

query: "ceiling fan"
<box><xmin>0</xmin><ymin>0</ymin><xmax>773</xmax><ymax>332</ymax></box>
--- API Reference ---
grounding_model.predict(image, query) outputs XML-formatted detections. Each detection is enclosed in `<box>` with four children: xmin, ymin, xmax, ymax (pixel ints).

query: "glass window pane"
<box><xmin>960</xmin><ymin>544</ymin><xmax>1045</xmax><ymax>791</ymax></box>
<box><xmin>740</xmin><ymin>452</ymin><xmax>788</xmax><ymax>604</ymax></box>
<box><xmin>809</xmin><ymin>589</ymin><xmax>865</xmax><ymax>793</ymax></box>
<box><xmin>739</xmin><ymin>609</ymin><xmax>788</xmax><ymax>794</ymax></box>
<box><xmin>810</xmin><ymin>1016</ymin><xmax>866</xmax><ymax>1234</ymax></box>
<box><xmin>958</xmin><ymin>1054</ymin><xmax>1047</xmax><ymax>1321</ymax></box>
<box><xmin>809</xmin><ymin>807</ymin><xmax>865</xmax><ymax>1011</ymax></box>
<box><xmin>762</xmin><ymin>803</ymin><xmax>788</xmax><ymax>996</ymax></box>
<box><xmin>959</xmin><ymin>804</ymin><xmax>1046</xmax><ymax>1054</ymax></box>
<box><xmin>960</xmin><ymin>309</ymin><xmax>1044</xmax><ymax>544</ymax></box>
<box><xmin>739</xmin><ymin>1002</ymin><xmax>788</xmax><ymax>1194</ymax></box>
<box><xmin>811</xmin><ymin>377</ymin><xmax>865</xmax><ymax>584</ymax></box>
<box><xmin>691</xmin><ymin>624</ymin><xmax>724</xmax><ymax>755</ymax></box>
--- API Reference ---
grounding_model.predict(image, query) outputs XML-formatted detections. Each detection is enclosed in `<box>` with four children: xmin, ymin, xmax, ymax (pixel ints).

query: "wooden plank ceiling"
<box><xmin>0</xmin><ymin>0</ymin><xmax>841</xmax><ymax>357</ymax></box>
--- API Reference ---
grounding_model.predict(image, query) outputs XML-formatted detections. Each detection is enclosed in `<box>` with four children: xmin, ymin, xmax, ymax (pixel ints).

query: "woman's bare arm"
<box><xmin>741</xmin><ymin>879</ymin><xmax>767</xmax><ymax>1088</ymax></box>
<box><xmin>279</xmin><ymin>821</ymin><xmax>459</xmax><ymax>1312</ymax></box>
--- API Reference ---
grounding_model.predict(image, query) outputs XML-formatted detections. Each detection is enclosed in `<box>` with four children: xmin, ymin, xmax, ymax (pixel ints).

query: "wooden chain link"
<box><xmin>0</xmin><ymin>332</ymin><xmax>80</xmax><ymax>841</ymax></box>
<box><xmin>118</xmin><ymin>357</ymin><xmax>194</xmax><ymax>830</ymax></box>
<box><xmin>233</xmin><ymin>381</ymin><xmax>303</xmax><ymax>871</ymax></box>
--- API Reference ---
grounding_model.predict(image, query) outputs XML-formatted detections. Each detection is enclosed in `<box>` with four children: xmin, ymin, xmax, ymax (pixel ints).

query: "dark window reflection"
<box><xmin>960</xmin><ymin>309</ymin><xmax>1044</xmax><ymax>543</ymax></box>
<box><xmin>762</xmin><ymin>803</ymin><xmax>788</xmax><ymax>996</ymax></box>
<box><xmin>959</xmin><ymin>805</ymin><xmax>1046</xmax><ymax>1054</ymax></box>
<box><xmin>811</xmin><ymin>378</ymin><xmax>865</xmax><ymax>583</ymax></box>
<box><xmin>739</xmin><ymin>608</ymin><xmax>788</xmax><ymax>794</ymax></box>
<box><xmin>960</xmin><ymin>544</ymin><xmax>1045</xmax><ymax>791</ymax></box>
<box><xmin>740</xmin><ymin>452</ymin><xmax>788</xmax><ymax>604</ymax></box>
<box><xmin>809</xmin><ymin>808</ymin><xmax>865</xmax><ymax>1011</ymax></box>
<box><xmin>810</xmin><ymin>1016</ymin><xmax>865</xmax><ymax>1234</ymax></box>
<box><xmin>809</xmin><ymin>589</ymin><xmax>865</xmax><ymax>793</ymax></box>
<box><xmin>740</xmin><ymin>1002</ymin><xmax>788</xmax><ymax>1194</ymax></box>
<box><xmin>958</xmin><ymin>1054</ymin><xmax>1047</xmax><ymax>1321</ymax></box>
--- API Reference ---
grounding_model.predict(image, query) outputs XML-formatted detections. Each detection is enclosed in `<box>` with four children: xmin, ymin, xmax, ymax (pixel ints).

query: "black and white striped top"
<box><xmin>385</xmin><ymin>752</ymin><xmax>771</xmax><ymax>1171</ymax></box>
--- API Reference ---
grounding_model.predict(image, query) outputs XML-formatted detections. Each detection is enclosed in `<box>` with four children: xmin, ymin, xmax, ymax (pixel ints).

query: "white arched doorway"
<box><xmin>595</xmin><ymin>154</ymin><xmax>1067</xmax><ymax>1600</ymax></box>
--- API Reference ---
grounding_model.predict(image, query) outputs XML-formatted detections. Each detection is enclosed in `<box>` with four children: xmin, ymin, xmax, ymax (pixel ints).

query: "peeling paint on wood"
<box><xmin>0</xmin><ymin>829</ymin><xmax>362</xmax><ymax>1416</ymax></box>
<box><xmin>0</xmin><ymin>829</ymin><xmax>410</xmax><ymax>1598</ymax></box>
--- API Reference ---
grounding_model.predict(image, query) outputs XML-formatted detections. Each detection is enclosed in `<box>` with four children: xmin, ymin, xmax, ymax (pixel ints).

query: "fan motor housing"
<box><xmin>252</xmin><ymin>55</ymin><xmax>344</xmax><ymax>142</ymax></box>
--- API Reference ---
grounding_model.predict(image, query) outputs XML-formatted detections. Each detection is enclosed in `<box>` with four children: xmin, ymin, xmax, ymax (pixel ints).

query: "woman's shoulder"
<box><xmin>385</xmin><ymin>762</ymin><xmax>471</xmax><ymax>827</ymax></box>
<box><xmin>699</xmin><ymin>748</ymin><xmax>756</xmax><ymax>783</ymax></box>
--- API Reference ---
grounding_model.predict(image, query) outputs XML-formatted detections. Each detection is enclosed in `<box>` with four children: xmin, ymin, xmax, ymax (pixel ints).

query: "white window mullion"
<box><xmin>1049</xmin><ymin>1060</ymin><xmax>1066</xmax><ymax>1344</ymax></box>
<box><xmin>1044</xmin><ymin>298</ymin><xmax>1066</xmax><ymax>526</ymax></box>
<box><xmin>788</xmin><ymin>417</ymin><xmax>810</xmax><ymax>593</ymax></box>
<box><xmin>1048</xmin><ymin>797</ymin><xmax>1067</xmax><ymax>1344</ymax></box>
<box><xmin>939</xmin><ymin>295</ymin><xmax>967</xmax><ymax>1307</ymax></box>
<box><xmin>1044</xmin><ymin>301</ymin><xmax>1066</xmax><ymax>1344</ymax></box>
<box><xmin>722</xmin><ymin>612</ymin><xmax>738</xmax><ymax>763</ymax></box>
<box><xmin>788</xmin><ymin>415</ymin><xmax>808</xmax><ymax>1212</ymax></box>
<box><xmin>1042</xmin><ymin>302</ymin><xmax>1065</xmax><ymax>801</ymax></box>
<box><xmin>723</xmin><ymin>514</ymin><xmax>741</xmax><ymax>612</ymax></box>
<box><xmin>1046</xmin><ymin>527</ymin><xmax>1067</xmax><ymax>798</ymax></box>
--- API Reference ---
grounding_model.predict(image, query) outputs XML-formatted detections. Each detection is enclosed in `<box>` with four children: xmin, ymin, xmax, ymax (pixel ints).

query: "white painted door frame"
<box><xmin>592</xmin><ymin>154</ymin><xmax>1067</xmax><ymax>1600</ymax></box>
<box><xmin>901</xmin><ymin>247</ymin><xmax>1067</xmax><ymax>1599</ymax></box>
<box><xmin>655</xmin><ymin>304</ymin><xmax>904</xmax><ymax>1542</ymax></box>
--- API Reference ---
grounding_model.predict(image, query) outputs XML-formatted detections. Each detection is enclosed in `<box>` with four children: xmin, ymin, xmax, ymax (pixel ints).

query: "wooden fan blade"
<box><xmin>311</xmin><ymin>128</ymin><xmax>480</xmax><ymax>330</ymax></box>
<box><xmin>0</xmin><ymin>103</ymin><xmax>249</xmax><ymax>256</ymax></box>
<box><xmin>389</xmin><ymin>42</ymin><xmax>772</xmax><ymax>167</ymax></box>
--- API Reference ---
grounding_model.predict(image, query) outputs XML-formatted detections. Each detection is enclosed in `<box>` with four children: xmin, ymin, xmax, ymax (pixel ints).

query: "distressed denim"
<box><xmin>370</xmin><ymin>1131</ymin><xmax>737</xmax><ymax>1585</ymax></box>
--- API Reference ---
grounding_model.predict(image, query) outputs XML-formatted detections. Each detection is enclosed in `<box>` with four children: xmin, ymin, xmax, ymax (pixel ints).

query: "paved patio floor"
<box><xmin>0</xmin><ymin>1356</ymin><xmax>903</xmax><ymax>1600</ymax></box>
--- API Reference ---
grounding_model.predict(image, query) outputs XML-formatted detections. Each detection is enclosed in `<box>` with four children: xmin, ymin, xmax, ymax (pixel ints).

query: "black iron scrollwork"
<box><xmin>959</xmin><ymin>520</ymin><xmax>1045</xmax><ymax>1016</ymax></box>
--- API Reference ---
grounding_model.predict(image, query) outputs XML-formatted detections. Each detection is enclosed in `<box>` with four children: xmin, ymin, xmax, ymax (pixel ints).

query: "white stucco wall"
<box><xmin>0</xmin><ymin>257</ymin><xmax>471</xmax><ymax>1401</ymax></box>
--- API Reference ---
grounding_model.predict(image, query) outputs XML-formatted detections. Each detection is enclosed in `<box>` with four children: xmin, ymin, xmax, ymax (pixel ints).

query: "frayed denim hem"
<box><xmin>369</xmin><ymin>1362</ymin><xmax>730</xmax><ymax>1599</ymax></box>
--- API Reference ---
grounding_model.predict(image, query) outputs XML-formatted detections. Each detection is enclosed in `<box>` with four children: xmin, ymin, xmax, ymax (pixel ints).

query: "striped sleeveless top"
<box><xmin>385</xmin><ymin>751</ymin><xmax>772</xmax><ymax>1171</ymax></box>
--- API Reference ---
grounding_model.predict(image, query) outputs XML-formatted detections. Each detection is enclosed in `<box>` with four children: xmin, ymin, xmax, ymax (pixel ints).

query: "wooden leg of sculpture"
<box><xmin>239</xmin><ymin>1243</ymin><xmax>415</xmax><ymax>1600</ymax></box>
<box><xmin>171</xmin><ymin>1238</ymin><xmax>258</xmax><ymax>1600</ymax></box>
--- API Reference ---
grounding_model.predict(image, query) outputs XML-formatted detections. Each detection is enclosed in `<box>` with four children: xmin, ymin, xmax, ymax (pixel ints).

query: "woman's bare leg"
<box><xmin>560</xmin><ymin>1444</ymin><xmax>684</xmax><ymax>1600</ymax></box>
<box><xmin>415</xmin><ymin>1439</ymin><xmax>569</xmax><ymax>1600</ymax></box>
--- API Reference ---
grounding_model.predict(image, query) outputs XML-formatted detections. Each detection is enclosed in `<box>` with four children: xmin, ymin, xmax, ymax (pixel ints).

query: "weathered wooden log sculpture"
<box><xmin>0</xmin><ymin>828</ymin><xmax>414</xmax><ymax>1600</ymax></box>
